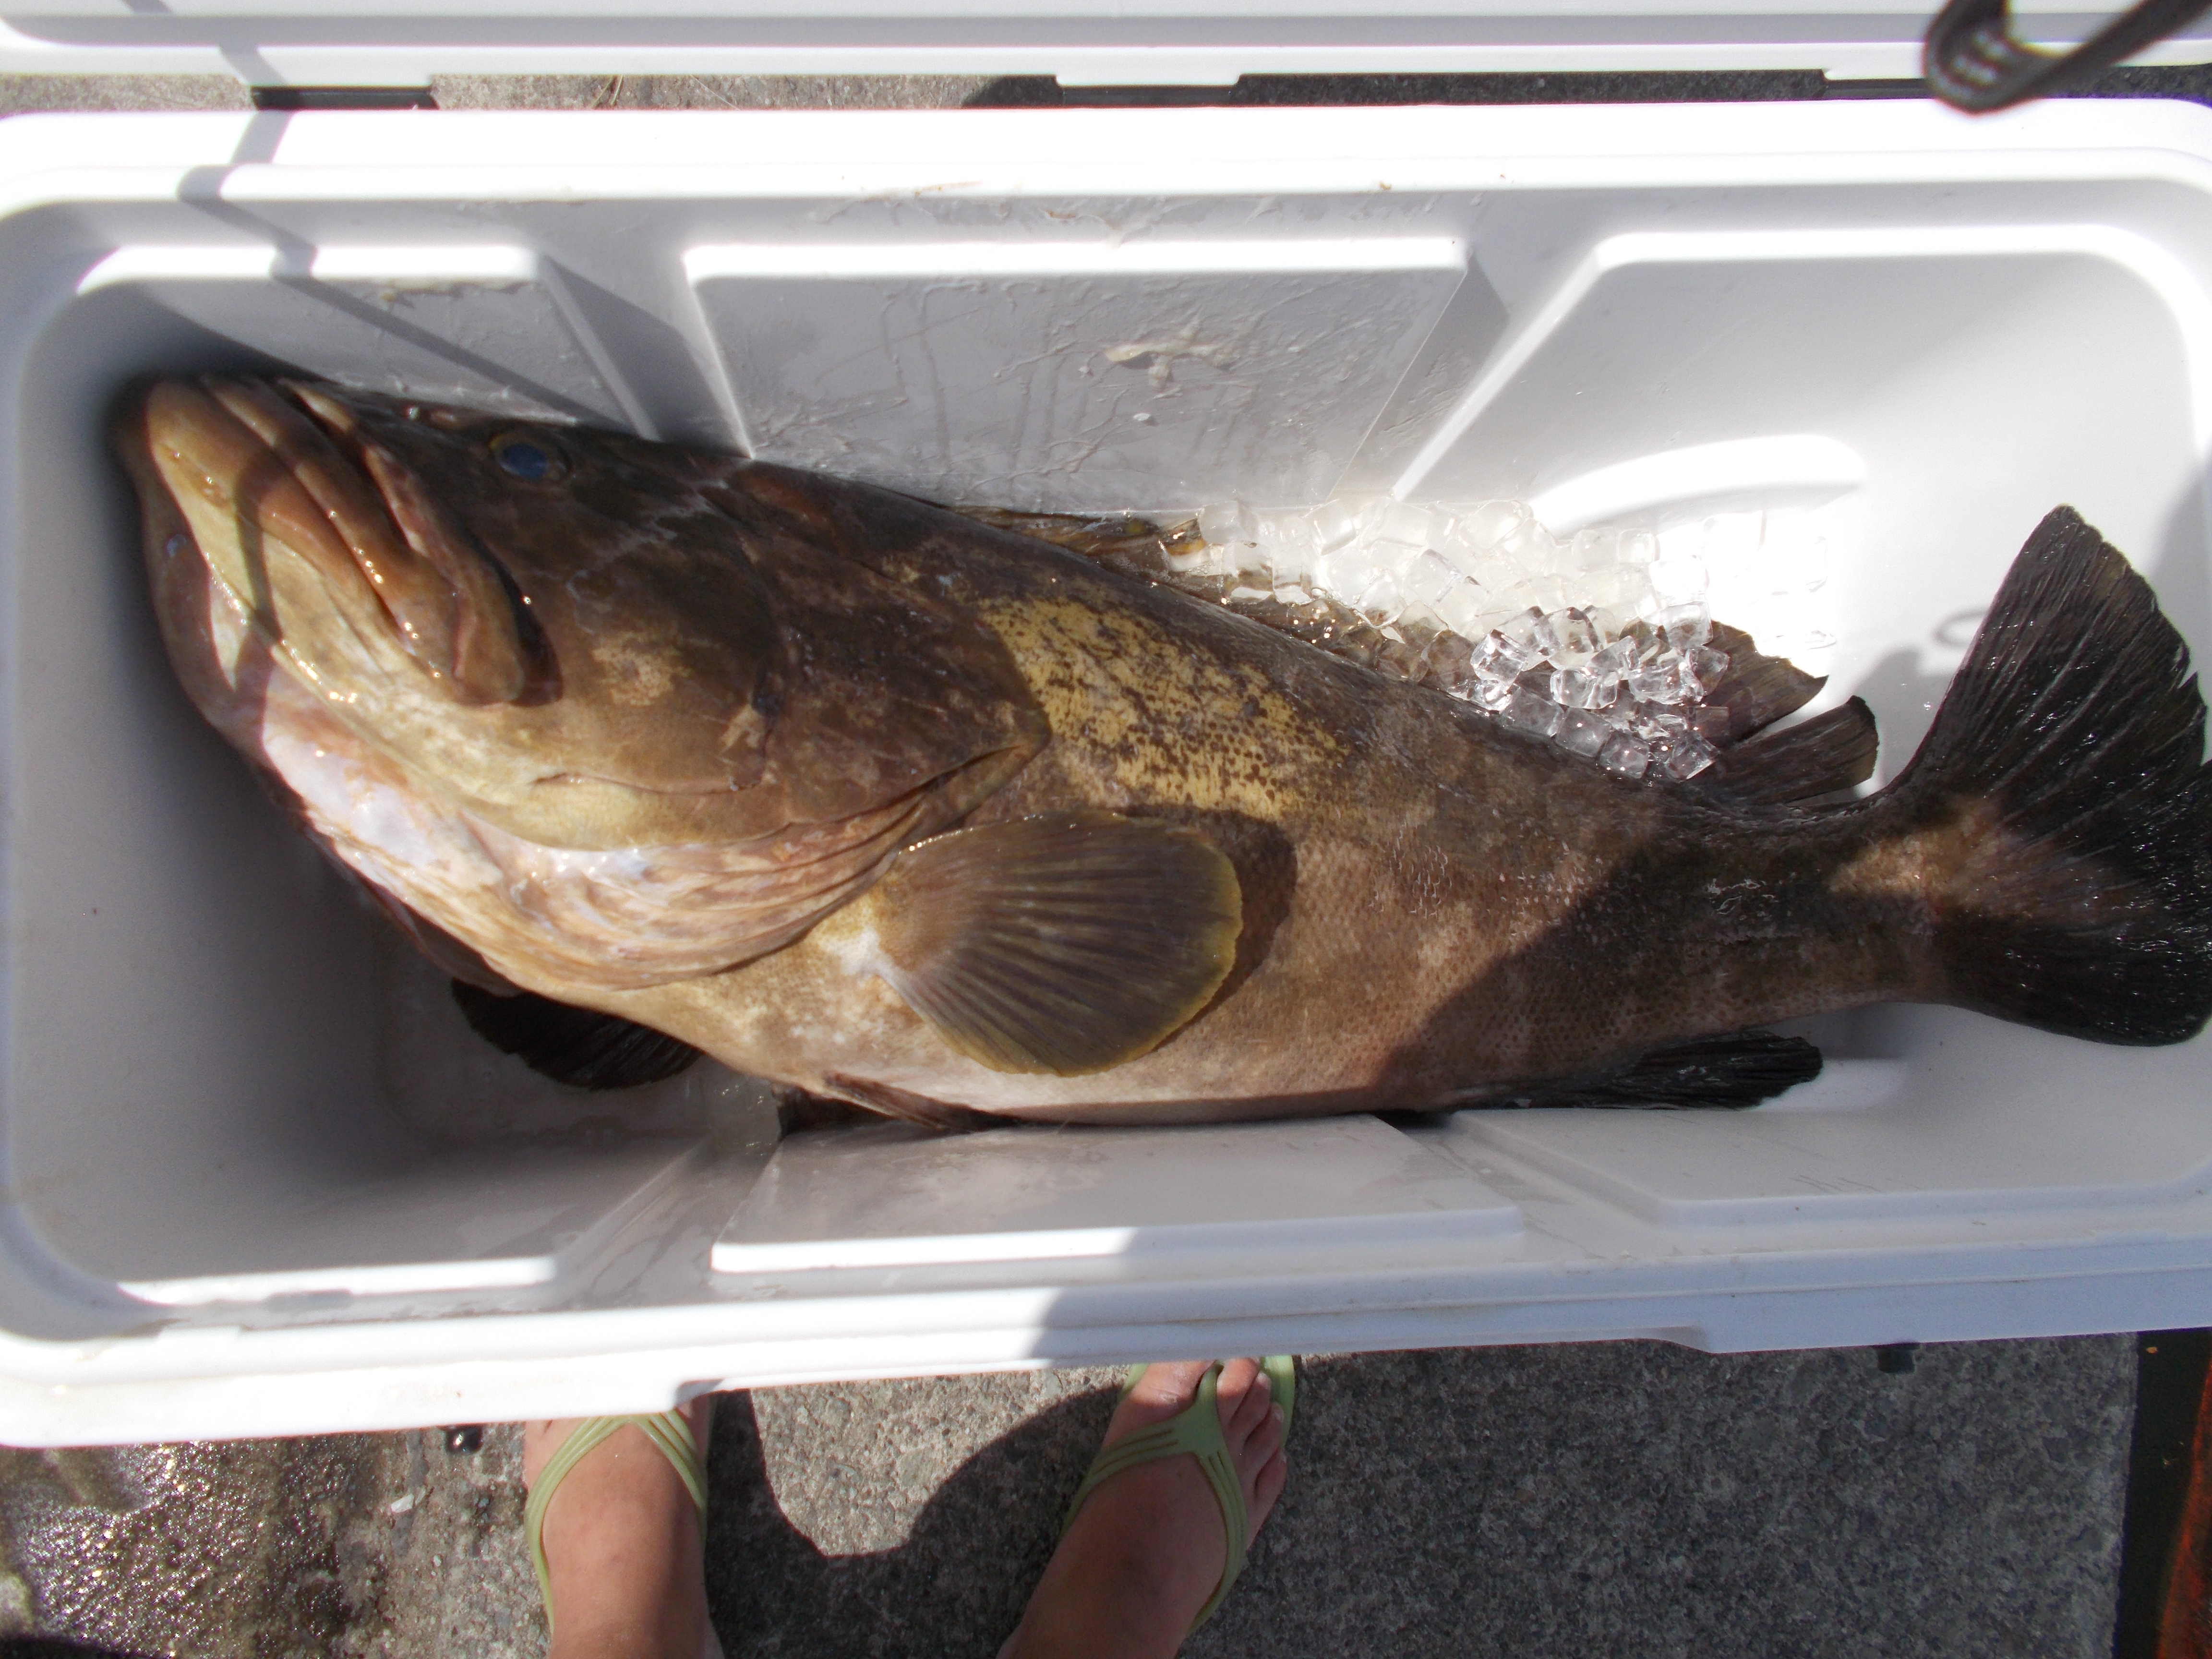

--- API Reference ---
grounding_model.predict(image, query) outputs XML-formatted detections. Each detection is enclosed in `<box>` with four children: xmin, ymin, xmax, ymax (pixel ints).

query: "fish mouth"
<box><xmin>135</xmin><ymin>375</ymin><xmax>532</xmax><ymax>707</ymax></box>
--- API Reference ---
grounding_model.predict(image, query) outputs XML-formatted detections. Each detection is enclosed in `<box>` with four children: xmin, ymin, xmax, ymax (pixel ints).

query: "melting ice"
<box><xmin>1169</xmin><ymin>494</ymin><xmax>1839</xmax><ymax>782</ymax></box>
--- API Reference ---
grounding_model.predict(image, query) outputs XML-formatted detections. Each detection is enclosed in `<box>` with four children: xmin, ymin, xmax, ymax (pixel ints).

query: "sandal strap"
<box><xmin>526</xmin><ymin>1411</ymin><xmax>709</xmax><ymax>1631</ymax></box>
<box><xmin>1062</xmin><ymin>1358</ymin><xmax>1296</xmax><ymax>1631</ymax></box>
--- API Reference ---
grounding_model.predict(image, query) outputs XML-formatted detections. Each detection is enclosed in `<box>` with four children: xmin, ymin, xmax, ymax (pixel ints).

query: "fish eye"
<box><xmin>490</xmin><ymin>432</ymin><xmax>567</xmax><ymax>483</ymax></box>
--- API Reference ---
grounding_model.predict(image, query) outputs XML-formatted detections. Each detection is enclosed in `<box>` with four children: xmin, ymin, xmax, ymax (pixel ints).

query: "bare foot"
<box><xmin>522</xmin><ymin>1400</ymin><xmax>716</xmax><ymax>1659</ymax></box>
<box><xmin>1001</xmin><ymin>1358</ymin><xmax>1289</xmax><ymax>1659</ymax></box>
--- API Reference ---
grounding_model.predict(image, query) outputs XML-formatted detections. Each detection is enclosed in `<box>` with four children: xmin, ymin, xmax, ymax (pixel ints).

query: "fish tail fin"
<box><xmin>1874</xmin><ymin>506</ymin><xmax>2212</xmax><ymax>1045</ymax></box>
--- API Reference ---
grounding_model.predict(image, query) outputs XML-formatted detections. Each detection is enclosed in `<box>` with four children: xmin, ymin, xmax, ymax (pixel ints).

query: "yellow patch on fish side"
<box><xmin>589</xmin><ymin>630</ymin><xmax>680</xmax><ymax>707</ymax></box>
<box><xmin>978</xmin><ymin>591</ymin><xmax>1344</xmax><ymax>816</ymax></box>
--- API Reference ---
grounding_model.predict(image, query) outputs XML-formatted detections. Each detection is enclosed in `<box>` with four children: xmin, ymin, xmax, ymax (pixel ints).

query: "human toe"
<box><xmin>1121</xmin><ymin>1359</ymin><xmax>1211</xmax><ymax>1421</ymax></box>
<box><xmin>1216</xmin><ymin>1359</ymin><xmax>1276</xmax><ymax>1446</ymax></box>
<box><xmin>1245</xmin><ymin>1445</ymin><xmax>1288</xmax><ymax>1545</ymax></box>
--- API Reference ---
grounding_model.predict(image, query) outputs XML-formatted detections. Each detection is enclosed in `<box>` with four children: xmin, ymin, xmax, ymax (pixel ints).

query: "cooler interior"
<box><xmin>1</xmin><ymin>107</ymin><xmax>2208</xmax><ymax>1368</ymax></box>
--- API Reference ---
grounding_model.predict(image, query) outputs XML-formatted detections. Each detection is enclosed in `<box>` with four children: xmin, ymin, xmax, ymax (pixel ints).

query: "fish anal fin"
<box><xmin>820</xmin><ymin>1072</ymin><xmax>1002</xmax><ymax>1132</ymax></box>
<box><xmin>450</xmin><ymin>981</ymin><xmax>703</xmax><ymax>1090</ymax></box>
<box><xmin>1433</xmin><ymin>1029</ymin><xmax>1823</xmax><ymax>1113</ymax></box>
<box><xmin>1694</xmin><ymin>697</ymin><xmax>1879</xmax><ymax>807</ymax></box>
<box><xmin>863</xmin><ymin>810</ymin><xmax>1243</xmax><ymax>1077</ymax></box>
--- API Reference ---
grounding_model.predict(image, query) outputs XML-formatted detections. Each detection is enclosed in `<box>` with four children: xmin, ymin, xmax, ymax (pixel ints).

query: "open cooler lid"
<box><xmin>1</xmin><ymin>0</ymin><xmax>2208</xmax><ymax>90</ymax></box>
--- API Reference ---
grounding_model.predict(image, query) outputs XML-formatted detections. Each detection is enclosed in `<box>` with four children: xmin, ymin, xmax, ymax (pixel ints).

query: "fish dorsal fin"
<box><xmin>1692</xmin><ymin>696</ymin><xmax>1879</xmax><ymax>806</ymax></box>
<box><xmin>1700</xmin><ymin>623</ymin><xmax>1827</xmax><ymax>743</ymax></box>
<box><xmin>858</xmin><ymin>811</ymin><xmax>1242</xmax><ymax>1076</ymax></box>
<box><xmin>450</xmin><ymin>982</ymin><xmax>703</xmax><ymax>1090</ymax></box>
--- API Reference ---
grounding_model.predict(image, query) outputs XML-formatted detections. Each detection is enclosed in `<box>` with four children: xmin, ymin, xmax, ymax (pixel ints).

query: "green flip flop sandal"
<box><xmin>1061</xmin><ymin>1356</ymin><xmax>1297</xmax><ymax>1631</ymax></box>
<box><xmin>525</xmin><ymin>1410</ymin><xmax>710</xmax><ymax>1634</ymax></box>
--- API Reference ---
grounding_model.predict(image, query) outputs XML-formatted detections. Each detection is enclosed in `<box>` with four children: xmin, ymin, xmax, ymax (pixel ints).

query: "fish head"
<box><xmin>116</xmin><ymin>376</ymin><xmax>1046</xmax><ymax>854</ymax></box>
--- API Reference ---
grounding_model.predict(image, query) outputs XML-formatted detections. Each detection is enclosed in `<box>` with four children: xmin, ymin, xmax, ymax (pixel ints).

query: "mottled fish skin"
<box><xmin>116</xmin><ymin>379</ymin><xmax>2212</xmax><ymax>1124</ymax></box>
<box><xmin>591</xmin><ymin>468</ymin><xmax>1932</xmax><ymax>1120</ymax></box>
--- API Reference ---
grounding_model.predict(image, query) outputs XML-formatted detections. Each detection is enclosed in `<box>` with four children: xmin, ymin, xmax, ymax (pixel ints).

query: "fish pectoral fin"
<box><xmin>1434</xmin><ymin>1029</ymin><xmax>1823</xmax><ymax>1113</ymax></box>
<box><xmin>862</xmin><ymin>810</ymin><xmax>1243</xmax><ymax>1077</ymax></box>
<box><xmin>450</xmin><ymin>982</ymin><xmax>703</xmax><ymax>1090</ymax></box>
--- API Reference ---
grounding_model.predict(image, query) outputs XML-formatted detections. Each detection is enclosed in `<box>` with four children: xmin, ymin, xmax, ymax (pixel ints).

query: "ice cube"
<box><xmin>1618</xmin><ymin>529</ymin><xmax>1659</xmax><ymax>567</ymax></box>
<box><xmin>1570</xmin><ymin>527</ymin><xmax>1618</xmax><ymax>571</ymax></box>
<box><xmin>1549</xmin><ymin>665</ymin><xmax>1613</xmax><ymax>710</ymax></box>
<box><xmin>1426</xmin><ymin>631</ymin><xmax>1478</xmax><ymax>691</ymax></box>
<box><xmin>1468</xmin><ymin>673</ymin><xmax>1517</xmax><ymax>711</ymax></box>
<box><xmin>1358</xmin><ymin>573</ymin><xmax>1407</xmax><ymax>625</ymax></box>
<box><xmin>1450</xmin><ymin>500</ymin><xmax>1531</xmax><ymax>556</ymax></box>
<box><xmin>1433</xmin><ymin>581</ymin><xmax>1490</xmax><ymax>638</ymax></box>
<box><xmin>1532</xmin><ymin>609</ymin><xmax>1566</xmax><ymax>660</ymax></box>
<box><xmin>1556</xmin><ymin>608</ymin><xmax>1601</xmax><ymax>658</ymax></box>
<box><xmin>1256</xmin><ymin>510</ymin><xmax>1318</xmax><ymax>575</ymax></box>
<box><xmin>1499</xmin><ymin>519</ymin><xmax>1561</xmax><ymax>575</ymax></box>
<box><xmin>1689</xmin><ymin>703</ymin><xmax>1732</xmax><ymax>743</ymax></box>
<box><xmin>1556</xmin><ymin>707</ymin><xmax>1608</xmax><ymax>757</ymax></box>
<box><xmin>1198</xmin><ymin>500</ymin><xmax>1258</xmax><ymax>549</ymax></box>
<box><xmin>1273</xmin><ymin>581</ymin><xmax>1314</xmax><ymax>607</ymax></box>
<box><xmin>1229</xmin><ymin>545</ymin><xmax>1276</xmax><ymax>586</ymax></box>
<box><xmin>1655</xmin><ymin>602</ymin><xmax>1711</xmax><ymax>652</ymax></box>
<box><xmin>1501</xmin><ymin>686</ymin><xmax>1565</xmax><ymax>738</ymax></box>
<box><xmin>1627</xmin><ymin>659</ymin><xmax>1688</xmax><ymax>704</ymax></box>
<box><xmin>1579</xmin><ymin>565</ymin><xmax>1652</xmax><ymax>620</ymax></box>
<box><xmin>1502</xmin><ymin>576</ymin><xmax>1569</xmax><ymax>622</ymax></box>
<box><xmin>1314</xmin><ymin>544</ymin><xmax>1385</xmax><ymax>598</ymax></box>
<box><xmin>1402</xmin><ymin>549</ymin><xmax>1465</xmax><ymax>613</ymax></box>
<box><xmin>1375</xmin><ymin>498</ymin><xmax>1441</xmax><ymax>548</ymax></box>
<box><xmin>1598</xmin><ymin>732</ymin><xmax>1650</xmax><ymax>779</ymax></box>
<box><xmin>1366</xmin><ymin>536</ymin><xmax>1429</xmax><ymax>577</ymax></box>
<box><xmin>1227</xmin><ymin>583</ymin><xmax>1274</xmax><ymax>603</ymax></box>
<box><xmin>1589</xmin><ymin>637</ymin><xmax>1638</xmax><ymax>684</ymax></box>
<box><xmin>1167</xmin><ymin>545</ymin><xmax>1235</xmax><ymax>578</ymax></box>
<box><xmin>1309</xmin><ymin>498</ymin><xmax>1361</xmax><ymax>554</ymax></box>
<box><xmin>1693</xmin><ymin>645</ymin><xmax>1731</xmax><ymax>685</ymax></box>
<box><xmin>1499</xmin><ymin>606</ymin><xmax>1548</xmax><ymax>651</ymax></box>
<box><xmin>1473</xmin><ymin>629</ymin><xmax>1538</xmax><ymax>680</ymax></box>
<box><xmin>1578</xmin><ymin>605</ymin><xmax>1629</xmax><ymax>646</ymax></box>
<box><xmin>1660</xmin><ymin>731</ymin><xmax>1717</xmax><ymax>780</ymax></box>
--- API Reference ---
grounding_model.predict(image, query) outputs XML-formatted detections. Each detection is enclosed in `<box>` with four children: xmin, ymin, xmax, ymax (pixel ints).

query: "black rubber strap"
<box><xmin>1924</xmin><ymin>0</ymin><xmax>2212</xmax><ymax>112</ymax></box>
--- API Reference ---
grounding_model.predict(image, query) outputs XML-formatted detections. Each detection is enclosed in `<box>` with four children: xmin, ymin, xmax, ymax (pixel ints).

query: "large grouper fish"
<box><xmin>114</xmin><ymin>376</ymin><xmax>2212</xmax><ymax>1127</ymax></box>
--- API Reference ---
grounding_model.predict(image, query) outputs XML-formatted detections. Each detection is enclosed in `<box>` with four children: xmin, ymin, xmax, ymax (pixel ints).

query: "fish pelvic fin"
<box><xmin>1854</xmin><ymin>506</ymin><xmax>2212</xmax><ymax>1046</ymax></box>
<box><xmin>450</xmin><ymin>981</ymin><xmax>704</xmax><ymax>1089</ymax></box>
<box><xmin>855</xmin><ymin>810</ymin><xmax>1243</xmax><ymax>1076</ymax></box>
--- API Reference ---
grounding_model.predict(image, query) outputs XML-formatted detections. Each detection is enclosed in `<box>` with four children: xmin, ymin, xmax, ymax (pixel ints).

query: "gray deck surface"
<box><xmin>0</xmin><ymin>69</ymin><xmax>2157</xmax><ymax>1659</ymax></box>
<box><xmin>0</xmin><ymin>1339</ymin><xmax>2136</xmax><ymax>1658</ymax></box>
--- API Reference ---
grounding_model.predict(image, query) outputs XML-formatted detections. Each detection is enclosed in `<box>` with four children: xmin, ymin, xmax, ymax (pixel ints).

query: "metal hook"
<box><xmin>1924</xmin><ymin>0</ymin><xmax>2212</xmax><ymax>111</ymax></box>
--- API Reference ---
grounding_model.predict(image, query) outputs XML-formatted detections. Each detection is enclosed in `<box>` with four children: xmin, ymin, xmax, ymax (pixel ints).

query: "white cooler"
<box><xmin>3</xmin><ymin>12</ymin><xmax>2212</xmax><ymax>1446</ymax></box>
